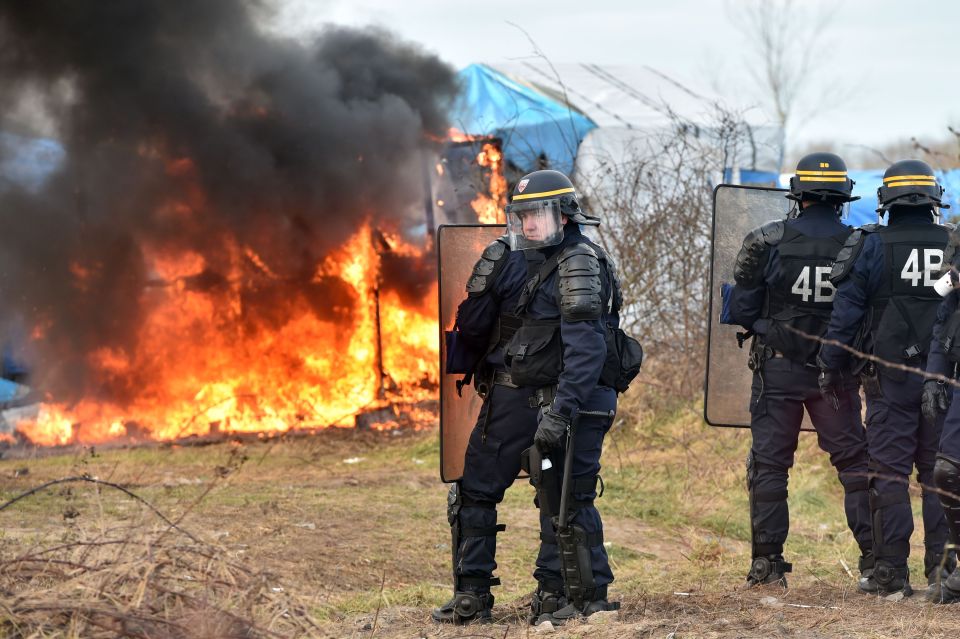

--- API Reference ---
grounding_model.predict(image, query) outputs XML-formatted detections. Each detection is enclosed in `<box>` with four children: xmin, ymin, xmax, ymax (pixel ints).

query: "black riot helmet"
<box><xmin>787</xmin><ymin>152</ymin><xmax>859</xmax><ymax>205</ymax></box>
<box><xmin>504</xmin><ymin>170</ymin><xmax>599</xmax><ymax>250</ymax></box>
<box><xmin>876</xmin><ymin>159</ymin><xmax>948</xmax><ymax>213</ymax></box>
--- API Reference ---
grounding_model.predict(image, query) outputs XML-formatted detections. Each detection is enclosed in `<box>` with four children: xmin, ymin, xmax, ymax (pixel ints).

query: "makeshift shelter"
<box><xmin>462</xmin><ymin>61</ymin><xmax>784</xmax><ymax>184</ymax></box>
<box><xmin>448</xmin><ymin>63</ymin><xmax>596</xmax><ymax>176</ymax></box>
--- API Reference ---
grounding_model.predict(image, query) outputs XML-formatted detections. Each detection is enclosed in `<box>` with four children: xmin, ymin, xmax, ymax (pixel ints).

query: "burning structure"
<box><xmin>0</xmin><ymin>1</ymin><xmax>506</xmax><ymax>446</ymax></box>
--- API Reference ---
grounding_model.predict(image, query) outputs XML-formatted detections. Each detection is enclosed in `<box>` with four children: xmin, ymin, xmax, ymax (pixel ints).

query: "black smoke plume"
<box><xmin>0</xmin><ymin>0</ymin><xmax>457</xmax><ymax>403</ymax></box>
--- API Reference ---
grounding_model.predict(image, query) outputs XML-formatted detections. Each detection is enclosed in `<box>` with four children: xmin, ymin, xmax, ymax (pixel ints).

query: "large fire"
<box><xmin>16</xmin><ymin>224</ymin><xmax>440</xmax><ymax>446</ymax></box>
<box><xmin>11</xmin><ymin>127</ymin><xmax>506</xmax><ymax>447</ymax></box>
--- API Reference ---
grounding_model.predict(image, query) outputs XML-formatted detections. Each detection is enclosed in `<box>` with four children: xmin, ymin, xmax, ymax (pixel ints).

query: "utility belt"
<box><xmin>476</xmin><ymin>369</ymin><xmax>520</xmax><ymax>398</ymax></box>
<box><xmin>747</xmin><ymin>339</ymin><xmax>816</xmax><ymax>371</ymax></box>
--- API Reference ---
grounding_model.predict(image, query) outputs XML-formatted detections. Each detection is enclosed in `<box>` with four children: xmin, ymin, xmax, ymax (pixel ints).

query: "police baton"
<box><xmin>556</xmin><ymin>410</ymin><xmax>615</xmax><ymax>532</ymax></box>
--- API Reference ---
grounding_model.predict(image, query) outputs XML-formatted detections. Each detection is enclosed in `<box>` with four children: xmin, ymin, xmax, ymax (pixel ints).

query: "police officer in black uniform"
<box><xmin>920</xmin><ymin>223</ymin><xmax>960</xmax><ymax>604</ymax></box>
<box><xmin>820</xmin><ymin>159</ymin><xmax>952</xmax><ymax>596</ymax></box>
<box><xmin>503</xmin><ymin>169</ymin><xmax>634</xmax><ymax>625</ymax></box>
<box><xmin>724</xmin><ymin>152</ymin><xmax>873</xmax><ymax>589</ymax></box>
<box><xmin>432</xmin><ymin>233</ymin><xmax>543</xmax><ymax>624</ymax></box>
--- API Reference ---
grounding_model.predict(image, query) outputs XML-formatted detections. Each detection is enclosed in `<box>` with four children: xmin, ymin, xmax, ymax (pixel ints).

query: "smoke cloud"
<box><xmin>0</xmin><ymin>0</ymin><xmax>457</xmax><ymax>403</ymax></box>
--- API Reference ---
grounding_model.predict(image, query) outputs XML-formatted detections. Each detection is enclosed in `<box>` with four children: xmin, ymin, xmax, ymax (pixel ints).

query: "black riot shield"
<box><xmin>705</xmin><ymin>185</ymin><xmax>795</xmax><ymax>428</ymax></box>
<box><xmin>438</xmin><ymin>224</ymin><xmax>507</xmax><ymax>482</ymax></box>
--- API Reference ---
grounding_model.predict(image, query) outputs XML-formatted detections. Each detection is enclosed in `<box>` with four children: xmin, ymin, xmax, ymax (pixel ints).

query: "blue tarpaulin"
<box><xmin>449</xmin><ymin>64</ymin><xmax>597</xmax><ymax>175</ymax></box>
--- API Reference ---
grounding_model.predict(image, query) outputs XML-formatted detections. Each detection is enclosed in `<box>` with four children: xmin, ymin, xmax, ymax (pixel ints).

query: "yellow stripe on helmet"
<box><xmin>885</xmin><ymin>180</ymin><xmax>937</xmax><ymax>187</ymax></box>
<box><xmin>796</xmin><ymin>170</ymin><xmax>848</xmax><ymax>176</ymax></box>
<box><xmin>512</xmin><ymin>187</ymin><xmax>576</xmax><ymax>201</ymax></box>
<box><xmin>883</xmin><ymin>174</ymin><xmax>936</xmax><ymax>183</ymax></box>
<box><xmin>797</xmin><ymin>176</ymin><xmax>849</xmax><ymax>182</ymax></box>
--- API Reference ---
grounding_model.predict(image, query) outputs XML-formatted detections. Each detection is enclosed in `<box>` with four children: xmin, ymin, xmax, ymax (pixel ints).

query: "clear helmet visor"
<box><xmin>505</xmin><ymin>199</ymin><xmax>564</xmax><ymax>251</ymax></box>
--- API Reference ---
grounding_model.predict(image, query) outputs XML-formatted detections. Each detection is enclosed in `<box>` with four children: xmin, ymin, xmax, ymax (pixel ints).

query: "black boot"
<box><xmin>431</xmin><ymin>591</ymin><xmax>493</xmax><ymax>624</ymax></box>
<box><xmin>926</xmin><ymin>549</ymin><xmax>959</xmax><ymax>603</ymax></box>
<box><xmin>925</xmin><ymin>547</ymin><xmax>956</xmax><ymax>583</ymax></box>
<box><xmin>746</xmin><ymin>555</ymin><xmax>791</xmax><ymax>588</ymax></box>
<box><xmin>858</xmin><ymin>552</ymin><xmax>878</xmax><ymax>594</ymax></box>
<box><xmin>872</xmin><ymin>560</ymin><xmax>912</xmax><ymax>597</ymax></box>
<box><xmin>581</xmin><ymin>585</ymin><xmax>620</xmax><ymax>616</ymax></box>
<box><xmin>528</xmin><ymin>587</ymin><xmax>566</xmax><ymax>625</ymax></box>
<box><xmin>532</xmin><ymin>585</ymin><xmax>619</xmax><ymax>626</ymax></box>
<box><xmin>931</xmin><ymin>566</ymin><xmax>960</xmax><ymax>604</ymax></box>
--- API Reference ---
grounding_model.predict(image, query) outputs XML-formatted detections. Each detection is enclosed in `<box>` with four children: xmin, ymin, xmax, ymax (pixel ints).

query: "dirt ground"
<box><xmin>0</xmin><ymin>425</ymin><xmax>958</xmax><ymax>638</ymax></box>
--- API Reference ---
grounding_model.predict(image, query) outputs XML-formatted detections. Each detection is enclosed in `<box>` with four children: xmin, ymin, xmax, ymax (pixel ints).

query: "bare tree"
<box><xmin>727</xmin><ymin>0</ymin><xmax>838</xmax><ymax>171</ymax></box>
<box><xmin>577</xmin><ymin>103</ymin><xmax>754</xmax><ymax>407</ymax></box>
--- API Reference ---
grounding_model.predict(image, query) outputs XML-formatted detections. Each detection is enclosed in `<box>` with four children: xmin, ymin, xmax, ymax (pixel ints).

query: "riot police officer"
<box><xmin>820</xmin><ymin>159</ymin><xmax>952</xmax><ymax>596</ymax></box>
<box><xmin>724</xmin><ymin>152</ymin><xmax>873</xmax><ymax>589</ymax></box>
<box><xmin>920</xmin><ymin>231</ymin><xmax>960</xmax><ymax>604</ymax></box>
<box><xmin>432</xmin><ymin>233</ymin><xmax>542</xmax><ymax>624</ymax></box>
<box><xmin>503</xmin><ymin>169</ymin><xmax>637</xmax><ymax>625</ymax></box>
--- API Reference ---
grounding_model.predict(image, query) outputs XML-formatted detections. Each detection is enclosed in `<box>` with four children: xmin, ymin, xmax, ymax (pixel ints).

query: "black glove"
<box><xmin>818</xmin><ymin>369</ymin><xmax>842</xmax><ymax>411</ymax></box>
<box><xmin>921</xmin><ymin>379</ymin><xmax>951</xmax><ymax>425</ymax></box>
<box><xmin>534</xmin><ymin>408</ymin><xmax>570</xmax><ymax>454</ymax></box>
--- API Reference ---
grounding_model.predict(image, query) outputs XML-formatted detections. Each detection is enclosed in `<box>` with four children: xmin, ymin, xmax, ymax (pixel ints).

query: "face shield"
<box><xmin>505</xmin><ymin>199</ymin><xmax>564</xmax><ymax>251</ymax></box>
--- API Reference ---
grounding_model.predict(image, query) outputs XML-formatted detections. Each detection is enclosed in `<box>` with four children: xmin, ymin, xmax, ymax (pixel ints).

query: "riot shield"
<box><xmin>438</xmin><ymin>224</ymin><xmax>507</xmax><ymax>481</ymax></box>
<box><xmin>705</xmin><ymin>185</ymin><xmax>793</xmax><ymax>428</ymax></box>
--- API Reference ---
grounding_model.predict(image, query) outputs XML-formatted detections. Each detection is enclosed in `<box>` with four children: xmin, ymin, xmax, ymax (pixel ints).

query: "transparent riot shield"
<box><xmin>438</xmin><ymin>224</ymin><xmax>507</xmax><ymax>481</ymax></box>
<box><xmin>705</xmin><ymin>185</ymin><xmax>794</xmax><ymax>428</ymax></box>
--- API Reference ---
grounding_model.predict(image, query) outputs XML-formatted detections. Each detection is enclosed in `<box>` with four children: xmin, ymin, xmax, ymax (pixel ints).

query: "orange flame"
<box><xmin>471</xmin><ymin>142</ymin><xmax>506</xmax><ymax>224</ymax></box>
<box><xmin>13</xmin><ymin>127</ymin><xmax>506</xmax><ymax>446</ymax></box>
<box><xmin>15</xmin><ymin>224</ymin><xmax>439</xmax><ymax>445</ymax></box>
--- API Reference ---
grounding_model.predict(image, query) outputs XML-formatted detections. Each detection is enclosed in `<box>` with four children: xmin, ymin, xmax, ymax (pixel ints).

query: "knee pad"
<box><xmin>934</xmin><ymin>455</ymin><xmax>960</xmax><ymax>545</ymax></box>
<box><xmin>934</xmin><ymin>455</ymin><xmax>960</xmax><ymax>504</ymax></box>
<box><xmin>835</xmin><ymin>457</ymin><xmax>869</xmax><ymax>494</ymax></box>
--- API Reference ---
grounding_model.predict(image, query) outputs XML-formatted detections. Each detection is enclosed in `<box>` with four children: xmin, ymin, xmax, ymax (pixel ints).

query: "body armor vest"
<box><xmin>762</xmin><ymin>226</ymin><xmax>850</xmax><ymax>364</ymax></box>
<box><xmin>869</xmin><ymin>223</ymin><xmax>948</xmax><ymax>379</ymax></box>
<box><xmin>505</xmin><ymin>240</ymin><xmax>640</xmax><ymax>392</ymax></box>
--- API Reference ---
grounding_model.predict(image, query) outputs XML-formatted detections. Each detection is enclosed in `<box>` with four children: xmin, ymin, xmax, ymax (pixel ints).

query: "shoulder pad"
<box><xmin>758</xmin><ymin>220</ymin><xmax>785</xmax><ymax>245</ymax></box>
<box><xmin>733</xmin><ymin>220</ymin><xmax>784</xmax><ymax>287</ymax></box>
<box><xmin>829</xmin><ymin>225</ymin><xmax>876</xmax><ymax>284</ymax></box>
<box><xmin>558</xmin><ymin>242</ymin><xmax>602</xmax><ymax>321</ymax></box>
<box><xmin>465</xmin><ymin>237</ymin><xmax>510</xmax><ymax>297</ymax></box>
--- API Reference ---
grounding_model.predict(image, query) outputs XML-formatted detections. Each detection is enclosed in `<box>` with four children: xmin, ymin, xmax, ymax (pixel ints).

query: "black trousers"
<box><xmin>864</xmin><ymin>369</ymin><xmax>947</xmax><ymax>571</ymax></box>
<box><xmin>748</xmin><ymin>357</ymin><xmax>872</xmax><ymax>558</ymax></box>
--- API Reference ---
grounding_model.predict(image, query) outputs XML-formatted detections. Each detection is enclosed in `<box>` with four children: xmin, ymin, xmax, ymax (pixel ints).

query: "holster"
<box><xmin>747</xmin><ymin>338</ymin><xmax>773</xmax><ymax>372</ymax></box>
<box><xmin>529</xmin><ymin>384</ymin><xmax>559</xmax><ymax>409</ymax></box>
<box><xmin>860</xmin><ymin>362</ymin><xmax>881</xmax><ymax>398</ymax></box>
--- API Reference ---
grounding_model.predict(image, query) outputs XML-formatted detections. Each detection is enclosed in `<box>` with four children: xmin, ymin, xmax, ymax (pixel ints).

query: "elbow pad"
<box><xmin>558</xmin><ymin>243</ymin><xmax>602</xmax><ymax>321</ymax></box>
<box><xmin>733</xmin><ymin>220</ymin><xmax>783</xmax><ymax>287</ymax></box>
<box><xmin>465</xmin><ymin>236</ymin><xmax>510</xmax><ymax>297</ymax></box>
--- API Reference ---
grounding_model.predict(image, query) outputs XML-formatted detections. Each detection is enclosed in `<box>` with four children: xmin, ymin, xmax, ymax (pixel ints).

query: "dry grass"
<box><xmin>0</xmin><ymin>398</ymin><xmax>958</xmax><ymax>638</ymax></box>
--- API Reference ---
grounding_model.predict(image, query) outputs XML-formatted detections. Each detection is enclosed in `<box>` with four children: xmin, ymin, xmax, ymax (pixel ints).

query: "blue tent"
<box><xmin>449</xmin><ymin>64</ymin><xmax>597</xmax><ymax>175</ymax></box>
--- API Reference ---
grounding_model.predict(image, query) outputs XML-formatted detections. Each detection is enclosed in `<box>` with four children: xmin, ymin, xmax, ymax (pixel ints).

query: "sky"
<box><xmin>271</xmin><ymin>0</ymin><xmax>960</xmax><ymax>164</ymax></box>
